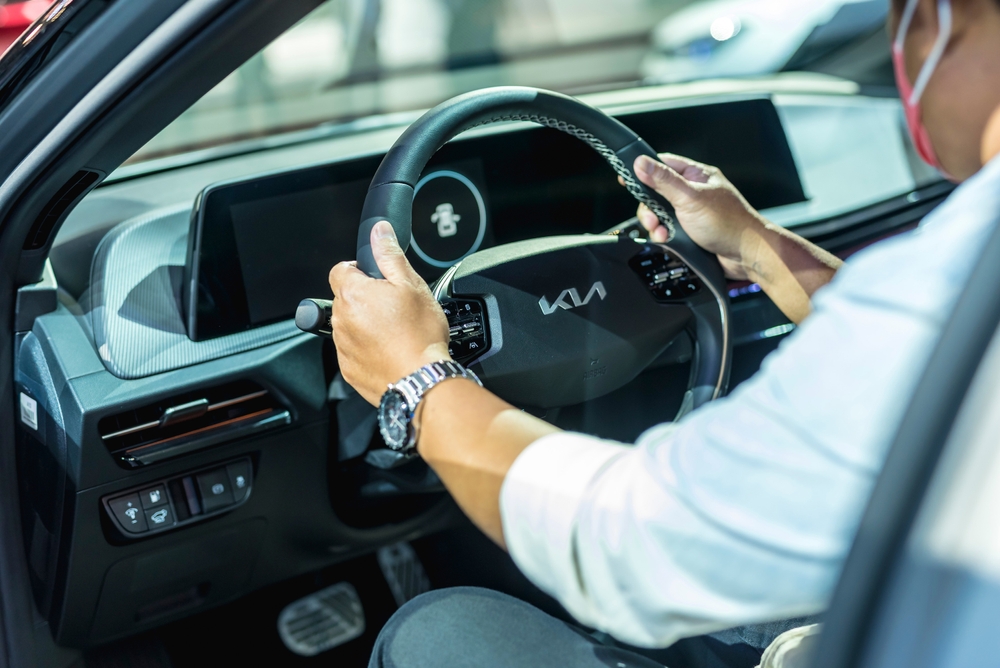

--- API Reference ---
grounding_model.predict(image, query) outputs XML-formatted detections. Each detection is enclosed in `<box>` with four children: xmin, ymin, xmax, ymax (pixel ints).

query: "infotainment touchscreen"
<box><xmin>185</xmin><ymin>157</ymin><xmax>381</xmax><ymax>341</ymax></box>
<box><xmin>186</xmin><ymin>156</ymin><xmax>492</xmax><ymax>341</ymax></box>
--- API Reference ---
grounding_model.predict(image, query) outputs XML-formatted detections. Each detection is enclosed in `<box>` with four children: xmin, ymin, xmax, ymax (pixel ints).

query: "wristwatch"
<box><xmin>377</xmin><ymin>360</ymin><xmax>483</xmax><ymax>453</ymax></box>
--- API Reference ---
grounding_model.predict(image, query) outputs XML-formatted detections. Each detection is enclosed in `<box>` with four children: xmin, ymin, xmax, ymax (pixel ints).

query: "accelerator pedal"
<box><xmin>277</xmin><ymin>582</ymin><xmax>365</xmax><ymax>656</ymax></box>
<box><xmin>377</xmin><ymin>541</ymin><xmax>431</xmax><ymax>607</ymax></box>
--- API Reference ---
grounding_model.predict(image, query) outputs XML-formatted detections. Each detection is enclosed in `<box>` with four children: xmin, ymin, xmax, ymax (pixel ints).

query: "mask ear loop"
<box><xmin>894</xmin><ymin>0</ymin><xmax>921</xmax><ymax>56</ymax></box>
<box><xmin>901</xmin><ymin>0</ymin><xmax>953</xmax><ymax>104</ymax></box>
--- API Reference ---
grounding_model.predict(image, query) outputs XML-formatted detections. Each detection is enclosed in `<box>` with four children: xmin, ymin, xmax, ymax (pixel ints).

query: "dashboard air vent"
<box><xmin>98</xmin><ymin>380</ymin><xmax>290</xmax><ymax>468</ymax></box>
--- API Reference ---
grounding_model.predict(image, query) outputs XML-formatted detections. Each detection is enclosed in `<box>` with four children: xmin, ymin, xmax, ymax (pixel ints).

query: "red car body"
<box><xmin>0</xmin><ymin>0</ymin><xmax>53</xmax><ymax>56</ymax></box>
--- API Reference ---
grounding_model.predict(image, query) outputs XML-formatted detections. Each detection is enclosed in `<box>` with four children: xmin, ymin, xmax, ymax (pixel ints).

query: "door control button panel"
<box><xmin>102</xmin><ymin>456</ymin><xmax>253</xmax><ymax>540</ymax></box>
<box><xmin>442</xmin><ymin>299</ymin><xmax>489</xmax><ymax>364</ymax></box>
<box><xmin>629</xmin><ymin>247</ymin><xmax>703</xmax><ymax>303</ymax></box>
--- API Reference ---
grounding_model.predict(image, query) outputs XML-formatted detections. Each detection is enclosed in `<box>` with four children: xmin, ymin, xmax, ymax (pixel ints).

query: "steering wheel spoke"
<box><xmin>432</xmin><ymin>234</ymin><xmax>718</xmax><ymax>410</ymax></box>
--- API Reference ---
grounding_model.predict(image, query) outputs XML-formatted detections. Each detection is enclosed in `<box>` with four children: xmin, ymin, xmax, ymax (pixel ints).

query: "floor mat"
<box><xmin>156</xmin><ymin>524</ymin><xmax>565</xmax><ymax>667</ymax></box>
<box><xmin>160</xmin><ymin>553</ymin><xmax>398</xmax><ymax>668</ymax></box>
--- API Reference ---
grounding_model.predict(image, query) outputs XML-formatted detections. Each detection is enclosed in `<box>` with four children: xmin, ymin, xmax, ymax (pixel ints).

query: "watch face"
<box><xmin>378</xmin><ymin>389</ymin><xmax>413</xmax><ymax>451</ymax></box>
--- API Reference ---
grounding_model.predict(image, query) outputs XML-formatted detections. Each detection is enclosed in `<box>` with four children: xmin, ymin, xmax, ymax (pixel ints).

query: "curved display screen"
<box><xmin>186</xmin><ymin>97</ymin><xmax>804</xmax><ymax>341</ymax></box>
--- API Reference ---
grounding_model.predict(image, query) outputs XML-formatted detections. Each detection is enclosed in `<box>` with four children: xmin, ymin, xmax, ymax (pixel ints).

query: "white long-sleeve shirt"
<box><xmin>499</xmin><ymin>156</ymin><xmax>1000</xmax><ymax>649</ymax></box>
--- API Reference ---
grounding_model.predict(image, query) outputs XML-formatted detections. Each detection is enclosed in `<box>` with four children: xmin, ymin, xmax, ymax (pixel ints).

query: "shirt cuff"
<box><xmin>500</xmin><ymin>431</ymin><xmax>629</xmax><ymax>617</ymax></box>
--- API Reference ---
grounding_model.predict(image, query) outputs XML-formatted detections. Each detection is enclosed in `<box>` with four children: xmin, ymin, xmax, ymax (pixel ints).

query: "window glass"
<box><xmin>130</xmin><ymin>0</ymin><xmax>891</xmax><ymax>164</ymax></box>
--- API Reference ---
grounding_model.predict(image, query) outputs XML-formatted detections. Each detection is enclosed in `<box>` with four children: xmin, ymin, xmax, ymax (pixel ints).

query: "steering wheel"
<box><xmin>304</xmin><ymin>86</ymin><xmax>731</xmax><ymax>415</ymax></box>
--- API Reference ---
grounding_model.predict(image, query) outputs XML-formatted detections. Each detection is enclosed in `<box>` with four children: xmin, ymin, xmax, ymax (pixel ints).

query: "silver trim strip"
<box><xmin>431</xmin><ymin>264</ymin><xmax>461</xmax><ymax>301</ymax></box>
<box><xmin>101</xmin><ymin>419</ymin><xmax>160</xmax><ymax>441</ymax></box>
<box><xmin>207</xmin><ymin>389</ymin><xmax>268</xmax><ymax>412</ymax></box>
<box><xmin>655</xmin><ymin>242</ymin><xmax>730</xmax><ymax>402</ymax></box>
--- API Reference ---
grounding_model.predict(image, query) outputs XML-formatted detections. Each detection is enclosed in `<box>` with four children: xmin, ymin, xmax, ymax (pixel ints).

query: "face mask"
<box><xmin>892</xmin><ymin>0</ymin><xmax>953</xmax><ymax>175</ymax></box>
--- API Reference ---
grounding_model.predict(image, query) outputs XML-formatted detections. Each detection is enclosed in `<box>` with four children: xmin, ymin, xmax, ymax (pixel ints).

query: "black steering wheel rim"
<box><xmin>356</xmin><ymin>86</ymin><xmax>731</xmax><ymax>412</ymax></box>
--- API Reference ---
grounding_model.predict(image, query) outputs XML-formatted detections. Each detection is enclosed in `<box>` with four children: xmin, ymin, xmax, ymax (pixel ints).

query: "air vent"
<box><xmin>98</xmin><ymin>380</ymin><xmax>290</xmax><ymax>468</ymax></box>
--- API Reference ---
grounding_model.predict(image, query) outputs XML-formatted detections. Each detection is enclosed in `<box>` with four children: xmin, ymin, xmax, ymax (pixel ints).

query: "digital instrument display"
<box><xmin>186</xmin><ymin>159</ymin><xmax>375</xmax><ymax>340</ymax></box>
<box><xmin>187</xmin><ymin>97</ymin><xmax>804</xmax><ymax>341</ymax></box>
<box><xmin>229</xmin><ymin>183</ymin><xmax>366</xmax><ymax>326</ymax></box>
<box><xmin>186</xmin><ymin>157</ymin><xmax>491</xmax><ymax>340</ymax></box>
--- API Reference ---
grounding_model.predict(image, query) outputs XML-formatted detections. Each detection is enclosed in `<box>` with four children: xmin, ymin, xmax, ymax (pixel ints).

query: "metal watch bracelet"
<box><xmin>390</xmin><ymin>360</ymin><xmax>483</xmax><ymax>409</ymax></box>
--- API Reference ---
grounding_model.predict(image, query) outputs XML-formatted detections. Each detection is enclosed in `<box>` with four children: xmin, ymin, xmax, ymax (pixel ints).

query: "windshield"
<box><xmin>129</xmin><ymin>0</ymin><xmax>890</xmax><ymax>164</ymax></box>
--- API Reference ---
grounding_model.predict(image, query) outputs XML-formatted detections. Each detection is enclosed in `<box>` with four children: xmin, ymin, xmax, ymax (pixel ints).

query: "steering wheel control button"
<box><xmin>678</xmin><ymin>280</ymin><xmax>702</xmax><ymax>297</ymax></box>
<box><xmin>144</xmin><ymin>505</ymin><xmax>173</xmax><ymax>529</ymax></box>
<box><xmin>196</xmin><ymin>469</ymin><xmax>235</xmax><ymax>512</ymax></box>
<box><xmin>109</xmin><ymin>494</ymin><xmax>148</xmax><ymax>533</ymax></box>
<box><xmin>227</xmin><ymin>460</ymin><xmax>252</xmax><ymax>503</ymax></box>
<box><xmin>443</xmin><ymin>298</ymin><xmax>489</xmax><ymax>364</ymax></box>
<box><xmin>410</xmin><ymin>170</ymin><xmax>488</xmax><ymax>269</ymax></box>
<box><xmin>629</xmin><ymin>247</ymin><xmax>701</xmax><ymax>303</ymax></box>
<box><xmin>139</xmin><ymin>484</ymin><xmax>168</xmax><ymax>509</ymax></box>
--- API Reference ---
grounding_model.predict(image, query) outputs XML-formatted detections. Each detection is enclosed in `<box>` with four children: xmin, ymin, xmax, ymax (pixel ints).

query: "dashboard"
<box><xmin>15</xmin><ymin>77</ymin><xmax>948</xmax><ymax>649</ymax></box>
<box><xmin>186</xmin><ymin>98</ymin><xmax>804</xmax><ymax>341</ymax></box>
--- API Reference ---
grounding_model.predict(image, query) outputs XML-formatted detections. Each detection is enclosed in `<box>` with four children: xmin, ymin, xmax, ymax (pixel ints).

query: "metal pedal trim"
<box><xmin>377</xmin><ymin>541</ymin><xmax>431</xmax><ymax>607</ymax></box>
<box><xmin>277</xmin><ymin>582</ymin><xmax>365</xmax><ymax>657</ymax></box>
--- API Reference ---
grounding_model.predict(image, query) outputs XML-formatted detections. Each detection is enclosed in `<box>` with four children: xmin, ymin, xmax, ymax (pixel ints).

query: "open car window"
<box><xmin>128</xmin><ymin>0</ymin><xmax>892</xmax><ymax>165</ymax></box>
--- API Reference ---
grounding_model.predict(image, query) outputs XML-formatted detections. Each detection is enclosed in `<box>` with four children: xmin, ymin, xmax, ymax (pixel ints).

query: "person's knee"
<box><xmin>369</xmin><ymin>587</ymin><xmax>510</xmax><ymax>668</ymax></box>
<box><xmin>369</xmin><ymin>587</ymin><xmax>566</xmax><ymax>668</ymax></box>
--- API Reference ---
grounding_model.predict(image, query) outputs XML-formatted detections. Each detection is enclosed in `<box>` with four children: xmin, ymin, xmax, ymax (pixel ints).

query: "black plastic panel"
<box><xmin>102</xmin><ymin>457</ymin><xmax>253</xmax><ymax>540</ymax></box>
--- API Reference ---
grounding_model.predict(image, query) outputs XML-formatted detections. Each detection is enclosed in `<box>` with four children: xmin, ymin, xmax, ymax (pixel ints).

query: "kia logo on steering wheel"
<box><xmin>538</xmin><ymin>282</ymin><xmax>607</xmax><ymax>315</ymax></box>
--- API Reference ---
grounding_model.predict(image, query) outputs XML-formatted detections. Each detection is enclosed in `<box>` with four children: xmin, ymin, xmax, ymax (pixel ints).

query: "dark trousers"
<box><xmin>369</xmin><ymin>587</ymin><xmax>763</xmax><ymax>668</ymax></box>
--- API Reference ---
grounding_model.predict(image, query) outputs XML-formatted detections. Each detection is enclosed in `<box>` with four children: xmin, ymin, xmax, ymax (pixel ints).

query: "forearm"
<box><xmin>741</xmin><ymin>219</ymin><xmax>843</xmax><ymax>324</ymax></box>
<box><xmin>415</xmin><ymin>378</ymin><xmax>560</xmax><ymax>549</ymax></box>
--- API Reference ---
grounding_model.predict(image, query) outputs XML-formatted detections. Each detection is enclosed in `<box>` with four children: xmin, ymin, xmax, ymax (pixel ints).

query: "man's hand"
<box><xmin>629</xmin><ymin>153</ymin><xmax>843</xmax><ymax>323</ymax></box>
<box><xmin>328</xmin><ymin>222</ymin><xmax>557</xmax><ymax>549</ymax></box>
<box><xmin>328</xmin><ymin>221</ymin><xmax>451</xmax><ymax>405</ymax></box>
<box><xmin>632</xmin><ymin>153</ymin><xmax>766</xmax><ymax>281</ymax></box>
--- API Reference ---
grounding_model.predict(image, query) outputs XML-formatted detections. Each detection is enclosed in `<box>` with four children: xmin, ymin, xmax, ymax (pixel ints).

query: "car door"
<box><xmin>0</xmin><ymin>1</ymin><xmax>321</xmax><ymax>664</ymax></box>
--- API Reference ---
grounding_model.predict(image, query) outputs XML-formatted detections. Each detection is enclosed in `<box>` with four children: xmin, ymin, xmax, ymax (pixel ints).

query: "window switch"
<box><xmin>196</xmin><ymin>468</ymin><xmax>234</xmax><ymax>512</ymax></box>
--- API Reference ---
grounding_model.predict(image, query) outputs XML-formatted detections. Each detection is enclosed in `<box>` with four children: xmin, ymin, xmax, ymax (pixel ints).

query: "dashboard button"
<box><xmin>227</xmin><ymin>460</ymin><xmax>252</xmax><ymax>503</ymax></box>
<box><xmin>196</xmin><ymin>469</ymin><xmax>234</xmax><ymax>512</ymax></box>
<box><xmin>145</xmin><ymin>505</ymin><xmax>173</xmax><ymax>529</ymax></box>
<box><xmin>139</xmin><ymin>484</ymin><xmax>168</xmax><ymax>509</ymax></box>
<box><xmin>109</xmin><ymin>494</ymin><xmax>147</xmax><ymax>533</ymax></box>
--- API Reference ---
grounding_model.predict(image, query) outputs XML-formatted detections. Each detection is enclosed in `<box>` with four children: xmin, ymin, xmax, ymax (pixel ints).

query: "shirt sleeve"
<box><xmin>499</xmin><ymin>269</ymin><xmax>943</xmax><ymax>648</ymax></box>
<box><xmin>499</xmin><ymin>159</ymin><xmax>1000</xmax><ymax>648</ymax></box>
<box><xmin>499</xmin><ymin>432</ymin><xmax>631</xmax><ymax>618</ymax></box>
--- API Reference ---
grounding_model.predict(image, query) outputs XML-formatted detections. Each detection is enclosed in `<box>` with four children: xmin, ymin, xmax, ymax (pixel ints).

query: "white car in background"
<box><xmin>642</xmin><ymin>0</ymin><xmax>887</xmax><ymax>83</ymax></box>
